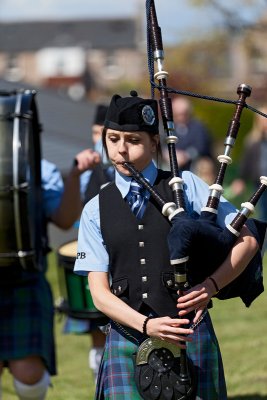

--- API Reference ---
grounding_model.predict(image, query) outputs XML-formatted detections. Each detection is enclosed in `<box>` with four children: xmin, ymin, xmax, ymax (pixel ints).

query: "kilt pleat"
<box><xmin>95</xmin><ymin>312</ymin><xmax>227</xmax><ymax>400</ymax></box>
<box><xmin>0</xmin><ymin>273</ymin><xmax>56</xmax><ymax>375</ymax></box>
<box><xmin>187</xmin><ymin>312</ymin><xmax>227</xmax><ymax>400</ymax></box>
<box><xmin>95</xmin><ymin>325</ymin><xmax>141</xmax><ymax>399</ymax></box>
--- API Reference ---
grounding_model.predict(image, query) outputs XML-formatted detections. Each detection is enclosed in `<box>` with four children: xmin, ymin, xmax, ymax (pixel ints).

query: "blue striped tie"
<box><xmin>128</xmin><ymin>180</ymin><xmax>146</xmax><ymax>219</ymax></box>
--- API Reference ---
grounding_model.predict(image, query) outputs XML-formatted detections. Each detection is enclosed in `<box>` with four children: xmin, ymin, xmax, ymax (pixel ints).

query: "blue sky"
<box><xmin>0</xmin><ymin>0</ymin><xmax>265</xmax><ymax>45</ymax></box>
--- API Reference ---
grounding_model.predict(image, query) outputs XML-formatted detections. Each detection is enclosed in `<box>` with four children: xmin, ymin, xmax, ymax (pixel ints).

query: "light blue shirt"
<box><xmin>41</xmin><ymin>159</ymin><xmax>64</xmax><ymax>217</ymax></box>
<box><xmin>74</xmin><ymin>161</ymin><xmax>237</xmax><ymax>276</ymax></box>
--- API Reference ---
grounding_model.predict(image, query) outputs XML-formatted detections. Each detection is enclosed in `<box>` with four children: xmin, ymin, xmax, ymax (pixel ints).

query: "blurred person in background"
<box><xmin>191</xmin><ymin>155</ymin><xmax>217</xmax><ymax>186</ymax></box>
<box><xmin>230</xmin><ymin>106</ymin><xmax>267</xmax><ymax>222</ymax></box>
<box><xmin>164</xmin><ymin>96</ymin><xmax>213</xmax><ymax>171</ymax></box>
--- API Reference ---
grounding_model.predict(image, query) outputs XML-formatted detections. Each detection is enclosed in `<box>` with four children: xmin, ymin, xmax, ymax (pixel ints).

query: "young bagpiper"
<box><xmin>74</xmin><ymin>92</ymin><xmax>258</xmax><ymax>399</ymax></box>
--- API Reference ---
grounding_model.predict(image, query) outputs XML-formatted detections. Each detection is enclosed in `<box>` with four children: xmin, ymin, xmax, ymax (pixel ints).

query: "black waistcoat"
<box><xmin>99</xmin><ymin>170</ymin><xmax>179</xmax><ymax>317</ymax></box>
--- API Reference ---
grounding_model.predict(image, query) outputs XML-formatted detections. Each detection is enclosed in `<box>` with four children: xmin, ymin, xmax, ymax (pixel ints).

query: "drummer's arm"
<box><xmin>51</xmin><ymin>149</ymin><xmax>101</xmax><ymax>229</ymax></box>
<box><xmin>50</xmin><ymin>165</ymin><xmax>82</xmax><ymax>229</ymax></box>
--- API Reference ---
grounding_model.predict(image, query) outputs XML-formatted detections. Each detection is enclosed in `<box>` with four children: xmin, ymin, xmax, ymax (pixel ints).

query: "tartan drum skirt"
<box><xmin>95</xmin><ymin>312</ymin><xmax>227</xmax><ymax>400</ymax></box>
<box><xmin>0</xmin><ymin>272</ymin><xmax>56</xmax><ymax>375</ymax></box>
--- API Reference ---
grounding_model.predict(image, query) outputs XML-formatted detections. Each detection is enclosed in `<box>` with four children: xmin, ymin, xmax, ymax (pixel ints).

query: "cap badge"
<box><xmin>142</xmin><ymin>105</ymin><xmax>155</xmax><ymax>126</ymax></box>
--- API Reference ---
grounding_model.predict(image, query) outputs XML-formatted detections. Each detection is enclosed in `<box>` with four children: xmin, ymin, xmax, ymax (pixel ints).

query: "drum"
<box><xmin>57</xmin><ymin>240</ymin><xmax>106</xmax><ymax>320</ymax></box>
<box><xmin>0</xmin><ymin>90</ymin><xmax>43</xmax><ymax>269</ymax></box>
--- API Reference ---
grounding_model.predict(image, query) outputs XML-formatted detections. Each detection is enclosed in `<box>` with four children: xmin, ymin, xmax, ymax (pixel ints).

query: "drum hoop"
<box><xmin>56</xmin><ymin>299</ymin><xmax>109</xmax><ymax>320</ymax></box>
<box><xmin>0</xmin><ymin>250</ymin><xmax>35</xmax><ymax>258</ymax></box>
<box><xmin>12</xmin><ymin>92</ymin><xmax>24</xmax><ymax>267</ymax></box>
<box><xmin>67</xmin><ymin>309</ymin><xmax>108</xmax><ymax>320</ymax></box>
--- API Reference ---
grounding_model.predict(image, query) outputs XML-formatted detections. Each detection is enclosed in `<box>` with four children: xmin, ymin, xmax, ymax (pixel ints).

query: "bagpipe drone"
<box><xmin>124</xmin><ymin>1</ymin><xmax>267</xmax><ymax>399</ymax></box>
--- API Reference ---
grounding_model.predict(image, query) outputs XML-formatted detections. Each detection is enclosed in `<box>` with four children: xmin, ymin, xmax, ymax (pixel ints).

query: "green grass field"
<box><xmin>2</xmin><ymin>253</ymin><xmax>267</xmax><ymax>399</ymax></box>
<box><xmin>210</xmin><ymin>256</ymin><xmax>267</xmax><ymax>399</ymax></box>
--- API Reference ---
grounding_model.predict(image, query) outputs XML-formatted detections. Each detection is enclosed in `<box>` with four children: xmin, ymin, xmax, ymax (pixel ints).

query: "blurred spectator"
<box><xmin>230</xmin><ymin>106</ymin><xmax>267</xmax><ymax>221</ymax></box>
<box><xmin>191</xmin><ymin>156</ymin><xmax>217</xmax><ymax>185</ymax></box>
<box><xmin>164</xmin><ymin>96</ymin><xmax>213</xmax><ymax>171</ymax></box>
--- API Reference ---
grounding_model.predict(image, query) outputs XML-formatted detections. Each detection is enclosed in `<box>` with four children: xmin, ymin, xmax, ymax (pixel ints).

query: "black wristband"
<box><xmin>142</xmin><ymin>316</ymin><xmax>153</xmax><ymax>336</ymax></box>
<box><xmin>208</xmin><ymin>276</ymin><xmax>219</xmax><ymax>294</ymax></box>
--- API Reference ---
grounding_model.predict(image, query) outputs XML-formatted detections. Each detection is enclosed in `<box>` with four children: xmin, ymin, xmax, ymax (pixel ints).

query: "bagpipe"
<box><xmin>124</xmin><ymin>1</ymin><xmax>267</xmax><ymax>399</ymax></box>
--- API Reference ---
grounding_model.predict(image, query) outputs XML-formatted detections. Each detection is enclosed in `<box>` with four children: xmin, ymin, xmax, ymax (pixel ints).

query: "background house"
<box><xmin>0</xmin><ymin>17</ymin><xmax>145</xmax><ymax>101</ymax></box>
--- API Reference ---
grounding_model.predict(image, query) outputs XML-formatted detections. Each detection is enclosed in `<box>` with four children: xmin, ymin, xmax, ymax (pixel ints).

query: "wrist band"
<box><xmin>142</xmin><ymin>316</ymin><xmax>153</xmax><ymax>336</ymax></box>
<box><xmin>208</xmin><ymin>276</ymin><xmax>219</xmax><ymax>294</ymax></box>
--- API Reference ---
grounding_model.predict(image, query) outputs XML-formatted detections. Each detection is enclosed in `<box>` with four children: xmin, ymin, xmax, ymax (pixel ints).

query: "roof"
<box><xmin>0</xmin><ymin>18</ymin><xmax>137</xmax><ymax>52</ymax></box>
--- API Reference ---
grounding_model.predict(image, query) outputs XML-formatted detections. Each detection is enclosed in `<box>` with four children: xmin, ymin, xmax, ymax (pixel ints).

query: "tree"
<box><xmin>188</xmin><ymin>0</ymin><xmax>267</xmax><ymax>33</ymax></box>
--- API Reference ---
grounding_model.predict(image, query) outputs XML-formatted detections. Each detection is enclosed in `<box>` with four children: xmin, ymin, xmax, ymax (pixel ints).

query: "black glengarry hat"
<box><xmin>94</xmin><ymin>104</ymin><xmax>108</xmax><ymax>125</ymax></box>
<box><xmin>104</xmin><ymin>91</ymin><xmax>159</xmax><ymax>134</ymax></box>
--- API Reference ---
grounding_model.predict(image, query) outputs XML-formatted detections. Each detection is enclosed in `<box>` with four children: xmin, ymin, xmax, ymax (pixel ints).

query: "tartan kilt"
<box><xmin>95</xmin><ymin>312</ymin><xmax>227</xmax><ymax>400</ymax></box>
<box><xmin>0</xmin><ymin>271</ymin><xmax>56</xmax><ymax>375</ymax></box>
